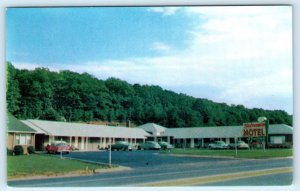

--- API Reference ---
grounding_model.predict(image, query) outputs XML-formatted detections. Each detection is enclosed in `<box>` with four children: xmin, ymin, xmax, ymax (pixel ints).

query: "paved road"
<box><xmin>8</xmin><ymin>150</ymin><xmax>293</xmax><ymax>187</ymax></box>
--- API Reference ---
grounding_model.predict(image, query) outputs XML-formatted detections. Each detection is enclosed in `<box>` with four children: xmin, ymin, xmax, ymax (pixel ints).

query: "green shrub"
<box><xmin>27</xmin><ymin>146</ymin><xmax>35</xmax><ymax>154</ymax></box>
<box><xmin>7</xmin><ymin>149</ymin><xmax>13</xmax><ymax>156</ymax></box>
<box><xmin>13</xmin><ymin>145</ymin><xmax>24</xmax><ymax>155</ymax></box>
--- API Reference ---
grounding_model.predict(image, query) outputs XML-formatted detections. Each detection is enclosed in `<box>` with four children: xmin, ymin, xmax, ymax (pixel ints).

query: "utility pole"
<box><xmin>258</xmin><ymin>117</ymin><xmax>268</xmax><ymax>151</ymax></box>
<box><xmin>109</xmin><ymin>138</ymin><xmax>112</xmax><ymax>167</ymax></box>
<box><xmin>60</xmin><ymin>138</ymin><xmax>63</xmax><ymax>159</ymax></box>
<box><xmin>235</xmin><ymin>137</ymin><xmax>237</xmax><ymax>156</ymax></box>
<box><xmin>265</xmin><ymin>119</ymin><xmax>269</xmax><ymax>148</ymax></box>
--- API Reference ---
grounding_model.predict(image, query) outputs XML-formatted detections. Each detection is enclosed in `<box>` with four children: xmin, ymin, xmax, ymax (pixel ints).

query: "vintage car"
<box><xmin>228</xmin><ymin>141</ymin><xmax>249</xmax><ymax>149</ymax></box>
<box><xmin>111</xmin><ymin>141</ymin><xmax>133</xmax><ymax>151</ymax></box>
<box><xmin>158</xmin><ymin>141</ymin><xmax>174</xmax><ymax>150</ymax></box>
<box><xmin>46</xmin><ymin>141</ymin><xmax>72</xmax><ymax>154</ymax></box>
<box><xmin>138</xmin><ymin>141</ymin><xmax>161</xmax><ymax>150</ymax></box>
<box><xmin>208</xmin><ymin>141</ymin><xmax>228</xmax><ymax>149</ymax></box>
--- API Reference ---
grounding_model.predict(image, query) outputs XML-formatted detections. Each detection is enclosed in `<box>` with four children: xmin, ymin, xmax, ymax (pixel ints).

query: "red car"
<box><xmin>46</xmin><ymin>141</ymin><xmax>72</xmax><ymax>154</ymax></box>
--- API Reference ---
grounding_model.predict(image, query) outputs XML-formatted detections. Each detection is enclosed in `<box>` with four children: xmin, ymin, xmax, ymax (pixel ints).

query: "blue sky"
<box><xmin>6</xmin><ymin>7</ymin><xmax>190</xmax><ymax>64</ymax></box>
<box><xmin>6</xmin><ymin>6</ymin><xmax>293</xmax><ymax>114</ymax></box>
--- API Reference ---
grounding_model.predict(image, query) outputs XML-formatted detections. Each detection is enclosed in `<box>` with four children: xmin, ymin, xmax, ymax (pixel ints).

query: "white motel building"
<box><xmin>7</xmin><ymin>113</ymin><xmax>293</xmax><ymax>152</ymax></box>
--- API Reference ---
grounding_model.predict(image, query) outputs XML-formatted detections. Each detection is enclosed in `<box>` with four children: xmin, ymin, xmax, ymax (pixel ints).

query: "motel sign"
<box><xmin>243</xmin><ymin>122</ymin><xmax>266</xmax><ymax>137</ymax></box>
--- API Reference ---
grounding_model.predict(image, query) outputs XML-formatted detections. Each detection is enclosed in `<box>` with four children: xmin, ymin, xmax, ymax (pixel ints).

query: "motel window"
<box><xmin>15</xmin><ymin>134</ymin><xmax>32</xmax><ymax>145</ymax></box>
<box><xmin>15</xmin><ymin>135</ymin><xmax>20</xmax><ymax>145</ymax></box>
<box><xmin>20</xmin><ymin>135</ymin><xmax>26</xmax><ymax>145</ymax></box>
<box><xmin>26</xmin><ymin>135</ymin><xmax>32</xmax><ymax>145</ymax></box>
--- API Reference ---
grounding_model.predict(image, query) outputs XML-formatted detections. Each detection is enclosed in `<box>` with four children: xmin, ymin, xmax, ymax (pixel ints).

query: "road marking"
<box><xmin>135</xmin><ymin>167</ymin><xmax>293</xmax><ymax>186</ymax></box>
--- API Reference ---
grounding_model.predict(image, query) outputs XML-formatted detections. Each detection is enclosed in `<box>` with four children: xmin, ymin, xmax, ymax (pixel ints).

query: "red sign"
<box><xmin>243</xmin><ymin>122</ymin><xmax>266</xmax><ymax>137</ymax></box>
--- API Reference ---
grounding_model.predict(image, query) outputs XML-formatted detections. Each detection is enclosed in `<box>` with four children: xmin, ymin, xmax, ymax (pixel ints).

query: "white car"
<box><xmin>208</xmin><ymin>141</ymin><xmax>228</xmax><ymax>149</ymax></box>
<box><xmin>229</xmin><ymin>141</ymin><xmax>249</xmax><ymax>149</ymax></box>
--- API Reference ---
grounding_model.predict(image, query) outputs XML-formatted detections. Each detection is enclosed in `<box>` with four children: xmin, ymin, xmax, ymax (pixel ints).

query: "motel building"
<box><xmin>7</xmin><ymin>113</ymin><xmax>293</xmax><ymax>152</ymax></box>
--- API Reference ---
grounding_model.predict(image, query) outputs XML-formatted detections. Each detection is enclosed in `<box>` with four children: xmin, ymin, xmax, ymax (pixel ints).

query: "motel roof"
<box><xmin>137</xmin><ymin>123</ymin><xmax>166</xmax><ymax>136</ymax></box>
<box><xmin>23</xmin><ymin>119</ymin><xmax>150</xmax><ymax>139</ymax></box>
<box><xmin>165</xmin><ymin>124</ymin><xmax>293</xmax><ymax>139</ymax></box>
<box><xmin>16</xmin><ymin>116</ymin><xmax>293</xmax><ymax>140</ymax></box>
<box><xmin>6</xmin><ymin>113</ymin><xmax>36</xmax><ymax>133</ymax></box>
<box><xmin>165</xmin><ymin>126</ymin><xmax>242</xmax><ymax>139</ymax></box>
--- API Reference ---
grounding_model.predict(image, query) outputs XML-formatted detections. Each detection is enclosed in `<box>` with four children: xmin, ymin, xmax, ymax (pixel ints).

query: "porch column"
<box><xmin>49</xmin><ymin>135</ymin><xmax>55</xmax><ymax>143</ymax></box>
<box><xmin>99</xmin><ymin>137</ymin><xmax>102</xmax><ymax>149</ymax></box>
<box><xmin>99</xmin><ymin>137</ymin><xmax>101</xmax><ymax>149</ymax></box>
<box><xmin>32</xmin><ymin>134</ymin><xmax>35</xmax><ymax>147</ymax></box>
<box><xmin>75</xmin><ymin>137</ymin><xmax>78</xmax><ymax>148</ymax></box>
<box><xmin>13</xmin><ymin>134</ymin><xmax>16</xmax><ymax>149</ymax></box>
<box><xmin>103</xmin><ymin>137</ymin><xmax>106</xmax><ymax>148</ymax></box>
<box><xmin>167</xmin><ymin>136</ymin><xmax>170</xmax><ymax>144</ymax></box>
<box><xmin>81</xmin><ymin>136</ymin><xmax>84</xmax><ymax>150</ymax></box>
<box><xmin>190</xmin><ymin>138</ymin><xmax>195</xmax><ymax>148</ymax></box>
<box><xmin>202</xmin><ymin>138</ymin><xmax>204</xmax><ymax>148</ymax></box>
<box><xmin>69</xmin><ymin>136</ymin><xmax>72</xmax><ymax>146</ymax></box>
<box><xmin>86</xmin><ymin>137</ymin><xmax>88</xmax><ymax>151</ymax></box>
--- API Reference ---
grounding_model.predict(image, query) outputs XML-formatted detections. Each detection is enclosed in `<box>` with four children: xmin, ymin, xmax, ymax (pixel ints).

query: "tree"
<box><xmin>8</xmin><ymin>63</ymin><xmax>293</xmax><ymax>127</ymax></box>
<box><xmin>6</xmin><ymin>62</ymin><xmax>21</xmax><ymax>114</ymax></box>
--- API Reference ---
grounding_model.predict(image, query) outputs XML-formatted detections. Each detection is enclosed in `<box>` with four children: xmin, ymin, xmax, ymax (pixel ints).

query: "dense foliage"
<box><xmin>6</xmin><ymin>62</ymin><xmax>292</xmax><ymax>127</ymax></box>
<box><xmin>13</xmin><ymin>145</ymin><xmax>24</xmax><ymax>155</ymax></box>
<box><xmin>27</xmin><ymin>146</ymin><xmax>36</xmax><ymax>154</ymax></box>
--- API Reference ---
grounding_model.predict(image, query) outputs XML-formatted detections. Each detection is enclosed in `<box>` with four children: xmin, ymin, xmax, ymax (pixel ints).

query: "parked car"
<box><xmin>208</xmin><ymin>141</ymin><xmax>228</xmax><ymax>149</ymax></box>
<box><xmin>228</xmin><ymin>141</ymin><xmax>249</xmax><ymax>149</ymax></box>
<box><xmin>158</xmin><ymin>141</ymin><xmax>174</xmax><ymax>150</ymax></box>
<box><xmin>111</xmin><ymin>141</ymin><xmax>133</xmax><ymax>151</ymax></box>
<box><xmin>46</xmin><ymin>141</ymin><xmax>72</xmax><ymax>154</ymax></box>
<box><xmin>138</xmin><ymin>141</ymin><xmax>161</xmax><ymax>150</ymax></box>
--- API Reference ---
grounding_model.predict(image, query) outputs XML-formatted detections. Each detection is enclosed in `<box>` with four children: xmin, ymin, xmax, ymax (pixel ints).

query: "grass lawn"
<box><xmin>7</xmin><ymin>154</ymin><xmax>113</xmax><ymax>179</ymax></box>
<box><xmin>161</xmin><ymin>148</ymin><xmax>293</xmax><ymax>159</ymax></box>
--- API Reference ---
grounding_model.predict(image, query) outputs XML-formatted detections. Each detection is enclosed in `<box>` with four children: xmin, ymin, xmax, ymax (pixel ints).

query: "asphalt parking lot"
<box><xmin>65</xmin><ymin>150</ymin><xmax>236</xmax><ymax>168</ymax></box>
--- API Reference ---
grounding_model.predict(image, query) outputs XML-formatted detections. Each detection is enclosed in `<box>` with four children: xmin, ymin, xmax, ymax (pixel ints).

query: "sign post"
<box><xmin>234</xmin><ymin>137</ymin><xmax>237</xmax><ymax>156</ymax></box>
<box><xmin>60</xmin><ymin>138</ymin><xmax>63</xmax><ymax>159</ymax></box>
<box><xmin>109</xmin><ymin>138</ymin><xmax>112</xmax><ymax>167</ymax></box>
<box><xmin>258</xmin><ymin>117</ymin><xmax>269</xmax><ymax>149</ymax></box>
<box><xmin>265</xmin><ymin>119</ymin><xmax>269</xmax><ymax>149</ymax></box>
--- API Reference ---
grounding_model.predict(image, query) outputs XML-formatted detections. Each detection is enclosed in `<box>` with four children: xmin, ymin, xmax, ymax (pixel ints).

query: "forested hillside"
<box><xmin>6</xmin><ymin>62</ymin><xmax>292</xmax><ymax>127</ymax></box>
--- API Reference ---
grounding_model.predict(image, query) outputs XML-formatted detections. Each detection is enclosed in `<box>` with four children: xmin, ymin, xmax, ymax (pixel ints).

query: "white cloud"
<box><xmin>148</xmin><ymin>7</ymin><xmax>181</xmax><ymax>16</ymax></box>
<box><xmin>151</xmin><ymin>42</ymin><xmax>171</xmax><ymax>52</ymax></box>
